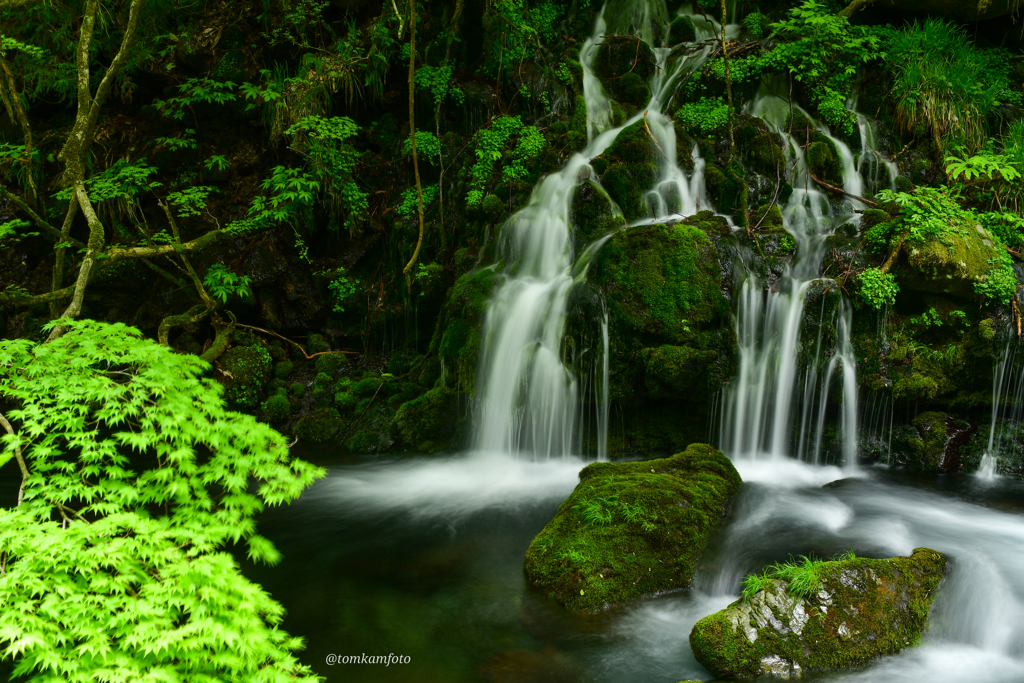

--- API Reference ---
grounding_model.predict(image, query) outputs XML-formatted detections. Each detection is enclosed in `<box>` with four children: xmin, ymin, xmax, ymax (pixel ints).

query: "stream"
<box><xmin>247</xmin><ymin>448</ymin><xmax>1024</xmax><ymax>682</ymax></box>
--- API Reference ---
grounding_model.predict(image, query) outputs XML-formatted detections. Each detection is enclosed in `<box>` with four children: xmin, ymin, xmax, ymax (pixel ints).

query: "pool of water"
<box><xmin>244</xmin><ymin>449</ymin><xmax>1024</xmax><ymax>683</ymax></box>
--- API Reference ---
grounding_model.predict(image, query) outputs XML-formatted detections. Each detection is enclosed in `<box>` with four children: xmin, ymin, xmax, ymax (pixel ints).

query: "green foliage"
<box><xmin>396</xmin><ymin>184</ymin><xmax>438</xmax><ymax>217</ymax></box>
<box><xmin>504</xmin><ymin>126</ymin><xmax>546</xmax><ymax>182</ymax></box>
<box><xmin>973</xmin><ymin>252</ymin><xmax>1018</xmax><ymax>303</ymax></box>
<box><xmin>286</xmin><ymin>115</ymin><xmax>367</xmax><ymax>231</ymax></box>
<box><xmin>466</xmin><ymin>117</ymin><xmax>544</xmax><ymax>204</ymax></box>
<box><xmin>743</xmin><ymin>12</ymin><xmax>767</xmax><ymax>39</ymax></box>
<box><xmin>945</xmin><ymin>148</ymin><xmax>1022</xmax><ymax>184</ymax></box>
<box><xmin>483</xmin><ymin>0</ymin><xmax>563</xmax><ymax>79</ymax></box>
<box><xmin>204</xmin><ymin>155</ymin><xmax>229</xmax><ymax>172</ymax></box>
<box><xmin>676</xmin><ymin>97</ymin><xmax>730</xmax><ymax>134</ymax></box>
<box><xmin>0</xmin><ymin>219</ymin><xmax>37</xmax><ymax>247</ymax></box>
<box><xmin>876</xmin><ymin>186</ymin><xmax>966</xmax><ymax>246</ymax></box>
<box><xmin>153</xmin><ymin>78</ymin><xmax>237</xmax><ymax>120</ymax></box>
<box><xmin>166</xmin><ymin>185</ymin><xmax>217</xmax><ymax>218</ymax></box>
<box><xmin>54</xmin><ymin>158</ymin><xmax>161</xmax><ymax>226</ymax></box>
<box><xmin>227</xmin><ymin>166</ymin><xmax>319</xmax><ymax>236</ymax></box>
<box><xmin>858</xmin><ymin>268</ymin><xmax>899</xmax><ymax>309</ymax></box>
<box><xmin>320</xmin><ymin>266</ymin><xmax>360</xmax><ymax>313</ymax></box>
<box><xmin>203</xmin><ymin>264</ymin><xmax>252</xmax><ymax>303</ymax></box>
<box><xmin>403</xmin><ymin>131</ymin><xmax>442</xmax><ymax>162</ymax></box>
<box><xmin>0</xmin><ymin>319</ymin><xmax>322</xmax><ymax>682</ymax></box>
<box><xmin>415</xmin><ymin>65</ymin><xmax>465</xmax><ymax>108</ymax></box>
<box><xmin>884</xmin><ymin>19</ymin><xmax>1018</xmax><ymax>152</ymax></box>
<box><xmin>153</xmin><ymin>128</ymin><xmax>198</xmax><ymax>151</ymax></box>
<box><xmin>741</xmin><ymin>551</ymin><xmax>857</xmax><ymax>600</ymax></box>
<box><xmin>767</xmin><ymin>0</ymin><xmax>883</xmax><ymax>134</ymax></box>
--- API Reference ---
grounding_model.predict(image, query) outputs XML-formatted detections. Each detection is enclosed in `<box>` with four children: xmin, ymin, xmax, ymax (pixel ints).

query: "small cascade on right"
<box><xmin>979</xmin><ymin>329</ymin><xmax>1024</xmax><ymax>479</ymax></box>
<box><xmin>718</xmin><ymin>77</ymin><xmax>891</xmax><ymax>466</ymax></box>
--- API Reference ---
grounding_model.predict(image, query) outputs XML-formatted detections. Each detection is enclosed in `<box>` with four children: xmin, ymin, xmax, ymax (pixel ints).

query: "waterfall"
<box><xmin>718</xmin><ymin>79</ymin><xmax>891</xmax><ymax>466</ymax></box>
<box><xmin>980</xmin><ymin>333</ymin><xmax>1024</xmax><ymax>478</ymax></box>
<box><xmin>472</xmin><ymin>0</ymin><xmax>711</xmax><ymax>460</ymax></box>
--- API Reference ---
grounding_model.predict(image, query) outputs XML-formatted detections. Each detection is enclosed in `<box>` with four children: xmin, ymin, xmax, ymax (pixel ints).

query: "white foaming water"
<box><xmin>473</xmin><ymin>0</ymin><xmax>713</xmax><ymax>460</ymax></box>
<box><xmin>316</xmin><ymin>451</ymin><xmax>585</xmax><ymax>519</ymax></box>
<box><xmin>718</xmin><ymin>77</ymin><xmax>886</xmax><ymax>466</ymax></box>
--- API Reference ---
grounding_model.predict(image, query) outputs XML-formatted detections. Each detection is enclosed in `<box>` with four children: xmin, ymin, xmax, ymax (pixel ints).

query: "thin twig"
<box><xmin>230</xmin><ymin>322</ymin><xmax>360</xmax><ymax>359</ymax></box>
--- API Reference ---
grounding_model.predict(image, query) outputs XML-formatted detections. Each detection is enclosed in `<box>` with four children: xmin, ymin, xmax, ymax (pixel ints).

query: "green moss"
<box><xmin>641</xmin><ymin>345</ymin><xmax>719</xmax><ymax>397</ymax></box>
<box><xmin>807</xmin><ymin>139</ymin><xmax>842</xmax><ymax>185</ymax></box>
<box><xmin>893</xmin><ymin>371</ymin><xmax>940</xmax><ymax>400</ymax></box>
<box><xmin>308</xmin><ymin>333</ymin><xmax>329</xmax><ymax>354</ymax></box>
<box><xmin>704</xmin><ymin>163</ymin><xmax>746</xmax><ymax>219</ymax></box>
<box><xmin>435</xmin><ymin>267</ymin><xmax>499</xmax><ymax>394</ymax></box>
<box><xmin>273</xmin><ymin>360</ymin><xmax>294</xmax><ymax>380</ymax></box>
<box><xmin>523</xmin><ymin>444</ymin><xmax>741</xmax><ymax>612</ymax></box>
<box><xmin>907</xmin><ymin>411</ymin><xmax>950</xmax><ymax>470</ymax></box>
<box><xmin>901</xmin><ymin>221</ymin><xmax>1001</xmax><ymax>299</ymax></box>
<box><xmin>220</xmin><ymin>345</ymin><xmax>272</xmax><ymax>410</ymax></box>
<box><xmin>314</xmin><ymin>353</ymin><xmax>348</xmax><ymax>376</ymax></box>
<box><xmin>595</xmin><ymin>222</ymin><xmax>730</xmax><ymax>343</ymax></box>
<box><xmin>394</xmin><ymin>386</ymin><xmax>460</xmax><ymax>453</ymax></box>
<box><xmin>289</xmin><ymin>382</ymin><xmax>306</xmax><ymax>397</ymax></box>
<box><xmin>334</xmin><ymin>389</ymin><xmax>358</xmax><ymax>415</ymax></box>
<box><xmin>690</xmin><ymin>548</ymin><xmax>948</xmax><ymax>678</ymax></box>
<box><xmin>482</xmin><ymin>193</ymin><xmax>504</xmax><ymax>219</ymax></box>
<box><xmin>615</xmin><ymin>71</ymin><xmax>651</xmax><ymax>109</ymax></box>
<box><xmin>669</xmin><ymin>15</ymin><xmax>696</xmax><ymax>44</ymax></box>
<box><xmin>262</xmin><ymin>393</ymin><xmax>291</xmax><ymax>424</ymax></box>
<box><xmin>295</xmin><ymin>408</ymin><xmax>343</xmax><ymax>443</ymax></box>
<box><xmin>592</xmin><ymin>35</ymin><xmax>655</xmax><ymax>82</ymax></box>
<box><xmin>352</xmin><ymin>376</ymin><xmax>383</xmax><ymax>397</ymax></box>
<box><xmin>745</xmin><ymin>133</ymin><xmax>785</xmax><ymax>178</ymax></box>
<box><xmin>860</xmin><ymin>208</ymin><xmax>889</xmax><ymax>232</ymax></box>
<box><xmin>571</xmin><ymin>179</ymin><xmax>625</xmax><ymax>244</ymax></box>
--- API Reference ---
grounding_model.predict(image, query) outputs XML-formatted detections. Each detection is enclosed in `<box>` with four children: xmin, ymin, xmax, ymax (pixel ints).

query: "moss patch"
<box><xmin>690</xmin><ymin>548</ymin><xmax>948</xmax><ymax>678</ymax></box>
<box><xmin>220</xmin><ymin>345</ymin><xmax>272</xmax><ymax>410</ymax></box>
<box><xmin>523</xmin><ymin>444</ymin><xmax>741</xmax><ymax>612</ymax></box>
<box><xmin>395</xmin><ymin>386</ymin><xmax>461</xmax><ymax>453</ymax></box>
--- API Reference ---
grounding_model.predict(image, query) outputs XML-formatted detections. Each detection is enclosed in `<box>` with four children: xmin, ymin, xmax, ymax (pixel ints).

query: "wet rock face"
<box><xmin>523</xmin><ymin>444</ymin><xmax>741</xmax><ymax>612</ymax></box>
<box><xmin>689</xmin><ymin>548</ymin><xmax>948</xmax><ymax>679</ymax></box>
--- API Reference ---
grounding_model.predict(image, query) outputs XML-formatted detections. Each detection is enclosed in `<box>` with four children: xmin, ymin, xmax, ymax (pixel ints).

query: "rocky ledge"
<box><xmin>690</xmin><ymin>547</ymin><xmax>948</xmax><ymax>678</ymax></box>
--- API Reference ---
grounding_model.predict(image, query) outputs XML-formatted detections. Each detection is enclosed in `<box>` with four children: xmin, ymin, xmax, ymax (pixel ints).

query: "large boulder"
<box><xmin>591</xmin><ymin>120</ymin><xmax>658</xmax><ymax>222</ymax></box>
<box><xmin>891</xmin><ymin>411</ymin><xmax>976</xmax><ymax>472</ymax></box>
<box><xmin>690</xmin><ymin>548</ymin><xmax>948</xmax><ymax>679</ymax></box>
<box><xmin>523</xmin><ymin>444</ymin><xmax>741</xmax><ymax>612</ymax></box>
<box><xmin>899</xmin><ymin>222</ymin><xmax>1002</xmax><ymax>299</ymax></box>
<box><xmin>590</xmin><ymin>215</ymin><xmax>736</xmax><ymax>454</ymax></box>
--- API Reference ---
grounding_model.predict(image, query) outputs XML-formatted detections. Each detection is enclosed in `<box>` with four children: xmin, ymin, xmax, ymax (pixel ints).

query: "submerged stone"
<box><xmin>689</xmin><ymin>548</ymin><xmax>948</xmax><ymax>678</ymax></box>
<box><xmin>523</xmin><ymin>444</ymin><xmax>741</xmax><ymax>612</ymax></box>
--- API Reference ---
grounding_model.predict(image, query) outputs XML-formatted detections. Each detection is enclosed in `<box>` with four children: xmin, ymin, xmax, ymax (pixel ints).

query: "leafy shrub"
<box><xmin>203</xmin><ymin>264</ymin><xmax>252</xmax><ymax>304</ymax></box>
<box><xmin>858</xmin><ymin>267</ymin><xmax>899</xmax><ymax>309</ymax></box>
<box><xmin>0</xmin><ymin>320</ymin><xmax>322</xmax><ymax>681</ymax></box>
<box><xmin>676</xmin><ymin>97</ymin><xmax>730</xmax><ymax>134</ymax></box>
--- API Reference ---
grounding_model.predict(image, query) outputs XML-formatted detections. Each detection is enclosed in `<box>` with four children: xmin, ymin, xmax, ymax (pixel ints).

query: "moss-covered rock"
<box><xmin>524</xmin><ymin>444</ymin><xmax>741</xmax><ymax>612</ymax></box>
<box><xmin>220</xmin><ymin>345</ymin><xmax>272</xmax><ymax>410</ymax></box>
<box><xmin>596</xmin><ymin>121</ymin><xmax>658</xmax><ymax>222</ymax></box>
<box><xmin>314</xmin><ymin>352</ymin><xmax>348</xmax><ymax>376</ymax></box>
<box><xmin>591</xmin><ymin>216</ymin><xmax>735</xmax><ymax>455</ymax></box>
<box><xmin>295</xmin><ymin>407</ymin><xmax>343</xmax><ymax>443</ymax></box>
<box><xmin>570</xmin><ymin>178</ymin><xmax>625</xmax><ymax>245</ymax></box>
<box><xmin>899</xmin><ymin>222</ymin><xmax>1001</xmax><ymax>299</ymax></box>
<box><xmin>395</xmin><ymin>386</ymin><xmax>461</xmax><ymax>453</ymax></box>
<box><xmin>807</xmin><ymin>139</ymin><xmax>842</xmax><ymax>186</ymax></box>
<box><xmin>273</xmin><ymin>360</ymin><xmax>293</xmax><ymax>380</ymax></box>
<box><xmin>435</xmin><ymin>266</ymin><xmax>499</xmax><ymax>394</ymax></box>
<box><xmin>669</xmin><ymin>14</ymin><xmax>696</xmax><ymax>44</ymax></box>
<box><xmin>262</xmin><ymin>393</ymin><xmax>291</xmax><ymax>424</ymax></box>
<box><xmin>690</xmin><ymin>548</ymin><xmax>948</xmax><ymax>679</ymax></box>
<box><xmin>592</xmin><ymin>36</ymin><xmax>655</xmax><ymax>110</ymax></box>
<box><xmin>891</xmin><ymin>411</ymin><xmax>975</xmax><ymax>472</ymax></box>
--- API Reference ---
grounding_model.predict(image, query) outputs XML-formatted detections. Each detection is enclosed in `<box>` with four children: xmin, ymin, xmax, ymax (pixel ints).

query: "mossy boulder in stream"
<box><xmin>591</xmin><ymin>35</ymin><xmax>655</xmax><ymax>108</ymax></box>
<box><xmin>523</xmin><ymin>444</ymin><xmax>741</xmax><ymax>612</ymax></box>
<box><xmin>690</xmin><ymin>548</ymin><xmax>948</xmax><ymax>679</ymax></box>
<box><xmin>891</xmin><ymin>412</ymin><xmax>975</xmax><ymax>472</ymax></box>
<box><xmin>434</xmin><ymin>266</ymin><xmax>499</xmax><ymax>393</ymax></box>
<box><xmin>570</xmin><ymin>177</ymin><xmax>625</xmax><ymax>245</ymax></box>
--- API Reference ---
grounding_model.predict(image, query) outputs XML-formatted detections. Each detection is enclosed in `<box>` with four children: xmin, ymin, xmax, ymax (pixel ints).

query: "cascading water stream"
<box><xmin>472</xmin><ymin>0</ymin><xmax>714</xmax><ymax>460</ymax></box>
<box><xmin>980</xmin><ymin>333</ymin><xmax>1024</xmax><ymax>478</ymax></box>
<box><xmin>718</xmin><ymin>78</ymin><xmax>894</xmax><ymax>466</ymax></box>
